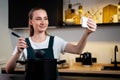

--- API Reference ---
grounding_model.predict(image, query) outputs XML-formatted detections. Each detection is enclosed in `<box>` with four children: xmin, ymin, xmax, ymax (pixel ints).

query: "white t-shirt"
<box><xmin>12</xmin><ymin>36</ymin><xmax>67</xmax><ymax>60</ymax></box>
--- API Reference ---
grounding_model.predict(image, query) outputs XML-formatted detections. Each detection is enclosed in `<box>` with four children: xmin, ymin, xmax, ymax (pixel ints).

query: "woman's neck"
<box><xmin>31</xmin><ymin>32</ymin><xmax>47</xmax><ymax>43</ymax></box>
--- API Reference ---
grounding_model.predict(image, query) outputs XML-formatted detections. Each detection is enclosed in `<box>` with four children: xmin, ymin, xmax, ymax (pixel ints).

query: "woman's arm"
<box><xmin>64</xmin><ymin>18</ymin><xmax>97</xmax><ymax>54</ymax></box>
<box><xmin>5</xmin><ymin>52</ymin><xmax>21</xmax><ymax>73</ymax></box>
<box><xmin>5</xmin><ymin>37</ymin><xmax>27</xmax><ymax>73</ymax></box>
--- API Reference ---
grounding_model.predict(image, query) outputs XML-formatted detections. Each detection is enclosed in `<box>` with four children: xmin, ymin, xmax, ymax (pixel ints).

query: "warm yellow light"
<box><xmin>118</xmin><ymin>2</ymin><xmax>120</xmax><ymax>8</ymax></box>
<box><xmin>78</xmin><ymin>5</ymin><xmax>82</xmax><ymax>13</ymax></box>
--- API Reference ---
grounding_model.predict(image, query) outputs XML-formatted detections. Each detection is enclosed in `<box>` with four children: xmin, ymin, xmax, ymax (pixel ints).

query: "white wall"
<box><xmin>47</xmin><ymin>27</ymin><xmax>120</xmax><ymax>64</ymax></box>
<box><xmin>10</xmin><ymin>27</ymin><xmax>120</xmax><ymax>64</ymax></box>
<box><xmin>0</xmin><ymin>0</ymin><xmax>12</xmax><ymax>64</ymax></box>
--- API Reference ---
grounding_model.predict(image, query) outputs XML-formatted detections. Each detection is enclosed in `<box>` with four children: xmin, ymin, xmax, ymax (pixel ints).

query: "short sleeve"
<box><xmin>53</xmin><ymin>36</ymin><xmax>67</xmax><ymax>59</ymax></box>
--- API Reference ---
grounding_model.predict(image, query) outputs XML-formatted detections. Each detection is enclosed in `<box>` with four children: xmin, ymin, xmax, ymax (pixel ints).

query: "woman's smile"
<box><xmin>30</xmin><ymin>10</ymin><xmax>49</xmax><ymax>32</ymax></box>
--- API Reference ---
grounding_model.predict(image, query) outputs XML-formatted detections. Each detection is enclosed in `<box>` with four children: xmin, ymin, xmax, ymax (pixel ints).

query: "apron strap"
<box><xmin>25</xmin><ymin>36</ymin><xmax>54</xmax><ymax>59</ymax></box>
<box><xmin>25</xmin><ymin>38</ymin><xmax>35</xmax><ymax>59</ymax></box>
<box><xmin>48</xmin><ymin>36</ymin><xmax>54</xmax><ymax>49</ymax></box>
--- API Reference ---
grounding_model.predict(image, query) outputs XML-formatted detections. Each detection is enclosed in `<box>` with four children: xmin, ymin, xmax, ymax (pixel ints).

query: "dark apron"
<box><xmin>25</xmin><ymin>36</ymin><xmax>58</xmax><ymax>80</ymax></box>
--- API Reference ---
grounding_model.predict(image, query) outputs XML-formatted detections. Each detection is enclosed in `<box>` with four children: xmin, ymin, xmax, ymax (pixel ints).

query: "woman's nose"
<box><xmin>40</xmin><ymin>20</ymin><xmax>45</xmax><ymax>25</ymax></box>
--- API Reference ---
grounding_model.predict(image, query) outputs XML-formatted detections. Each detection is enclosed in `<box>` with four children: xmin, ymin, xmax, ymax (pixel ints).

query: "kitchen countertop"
<box><xmin>58</xmin><ymin>62</ymin><xmax>120</xmax><ymax>78</ymax></box>
<box><xmin>1</xmin><ymin>63</ymin><xmax>120</xmax><ymax>78</ymax></box>
<box><xmin>58</xmin><ymin>63</ymin><xmax>120</xmax><ymax>74</ymax></box>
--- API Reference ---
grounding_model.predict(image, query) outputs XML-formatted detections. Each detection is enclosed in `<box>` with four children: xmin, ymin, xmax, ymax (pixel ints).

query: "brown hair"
<box><xmin>28</xmin><ymin>7</ymin><xmax>48</xmax><ymax>36</ymax></box>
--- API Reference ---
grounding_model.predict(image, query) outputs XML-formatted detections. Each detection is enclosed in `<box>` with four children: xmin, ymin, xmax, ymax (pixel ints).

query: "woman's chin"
<box><xmin>39</xmin><ymin>29</ymin><xmax>46</xmax><ymax>33</ymax></box>
<box><xmin>38</xmin><ymin>28</ymin><xmax>47</xmax><ymax>32</ymax></box>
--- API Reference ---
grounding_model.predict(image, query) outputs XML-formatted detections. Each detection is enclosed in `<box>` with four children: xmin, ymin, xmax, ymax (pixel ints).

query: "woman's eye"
<box><xmin>35</xmin><ymin>17</ymin><xmax>48</xmax><ymax>20</ymax></box>
<box><xmin>45</xmin><ymin>18</ymin><xmax>48</xmax><ymax>20</ymax></box>
<box><xmin>36</xmin><ymin>18</ymin><xmax>41</xmax><ymax>20</ymax></box>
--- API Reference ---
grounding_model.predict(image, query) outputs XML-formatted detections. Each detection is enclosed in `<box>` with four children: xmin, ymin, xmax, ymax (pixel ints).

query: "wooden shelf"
<box><xmin>62</xmin><ymin>23</ymin><xmax>120</xmax><ymax>27</ymax></box>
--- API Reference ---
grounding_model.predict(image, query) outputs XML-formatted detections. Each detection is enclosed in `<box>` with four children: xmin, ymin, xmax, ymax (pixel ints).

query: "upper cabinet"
<box><xmin>9</xmin><ymin>0</ymin><xmax>120</xmax><ymax>29</ymax></box>
<box><xmin>9</xmin><ymin>0</ymin><xmax>63</xmax><ymax>28</ymax></box>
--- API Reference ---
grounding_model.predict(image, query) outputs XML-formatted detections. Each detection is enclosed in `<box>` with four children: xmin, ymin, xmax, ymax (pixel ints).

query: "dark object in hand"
<box><xmin>57</xmin><ymin>60</ymin><xmax>66</xmax><ymax>64</ymax></box>
<box><xmin>16</xmin><ymin>61</ymin><xmax>26</xmax><ymax>65</ymax></box>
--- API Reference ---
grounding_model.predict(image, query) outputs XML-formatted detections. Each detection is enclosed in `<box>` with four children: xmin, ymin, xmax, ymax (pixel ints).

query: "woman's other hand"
<box><xmin>86</xmin><ymin>18</ymin><xmax>97</xmax><ymax>33</ymax></box>
<box><xmin>16</xmin><ymin>37</ymin><xmax>28</xmax><ymax>53</ymax></box>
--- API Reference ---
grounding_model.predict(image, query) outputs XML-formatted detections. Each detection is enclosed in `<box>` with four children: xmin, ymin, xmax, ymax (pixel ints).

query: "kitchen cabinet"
<box><xmin>9</xmin><ymin>0</ymin><xmax>63</xmax><ymax>28</ymax></box>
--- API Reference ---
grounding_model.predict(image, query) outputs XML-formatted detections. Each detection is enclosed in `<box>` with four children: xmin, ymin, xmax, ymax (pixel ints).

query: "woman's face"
<box><xmin>29</xmin><ymin>9</ymin><xmax>49</xmax><ymax>33</ymax></box>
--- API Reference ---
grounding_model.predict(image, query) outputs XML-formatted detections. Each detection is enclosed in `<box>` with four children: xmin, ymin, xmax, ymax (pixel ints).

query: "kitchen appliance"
<box><xmin>80</xmin><ymin>52</ymin><xmax>92</xmax><ymax>66</ymax></box>
<box><xmin>25</xmin><ymin>59</ymin><xmax>57</xmax><ymax>80</ymax></box>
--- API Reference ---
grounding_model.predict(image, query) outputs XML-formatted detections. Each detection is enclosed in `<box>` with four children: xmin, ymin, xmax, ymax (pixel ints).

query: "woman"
<box><xmin>5</xmin><ymin>7</ymin><xmax>97</xmax><ymax>73</ymax></box>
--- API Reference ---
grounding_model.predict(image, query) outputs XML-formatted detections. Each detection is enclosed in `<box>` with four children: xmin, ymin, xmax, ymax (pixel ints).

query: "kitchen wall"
<box><xmin>0</xmin><ymin>0</ymin><xmax>12</xmax><ymax>65</ymax></box>
<box><xmin>9</xmin><ymin>27</ymin><xmax>120</xmax><ymax>64</ymax></box>
<box><xmin>0</xmin><ymin>0</ymin><xmax>120</xmax><ymax>65</ymax></box>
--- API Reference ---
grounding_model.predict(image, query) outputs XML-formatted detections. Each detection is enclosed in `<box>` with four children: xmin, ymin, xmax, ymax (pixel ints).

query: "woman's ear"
<box><xmin>29</xmin><ymin>20</ymin><xmax>32</xmax><ymax>25</ymax></box>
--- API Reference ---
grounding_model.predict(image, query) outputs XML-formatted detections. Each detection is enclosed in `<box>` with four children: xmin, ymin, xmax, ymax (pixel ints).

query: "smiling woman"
<box><xmin>29</xmin><ymin>9</ymin><xmax>49</xmax><ymax>33</ymax></box>
<box><xmin>8</xmin><ymin>0</ymin><xmax>63</xmax><ymax>28</ymax></box>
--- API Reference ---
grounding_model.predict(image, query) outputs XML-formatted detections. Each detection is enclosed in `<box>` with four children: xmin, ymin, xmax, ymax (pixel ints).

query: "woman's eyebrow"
<box><xmin>35</xmin><ymin>16</ymin><xmax>48</xmax><ymax>18</ymax></box>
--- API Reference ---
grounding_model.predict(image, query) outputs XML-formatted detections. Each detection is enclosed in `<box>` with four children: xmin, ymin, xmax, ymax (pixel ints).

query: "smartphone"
<box><xmin>81</xmin><ymin>17</ymin><xmax>88</xmax><ymax>28</ymax></box>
